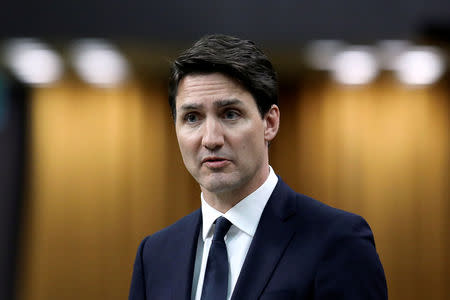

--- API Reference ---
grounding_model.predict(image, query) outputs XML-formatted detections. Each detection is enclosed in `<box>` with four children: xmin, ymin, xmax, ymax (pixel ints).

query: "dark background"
<box><xmin>0</xmin><ymin>0</ymin><xmax>449</xmax><ymax>43</ymax></box>
<box><xmin>0</xmin><ymin>76</ymin><xmax>28</xmax><ymax>300</ymax></box>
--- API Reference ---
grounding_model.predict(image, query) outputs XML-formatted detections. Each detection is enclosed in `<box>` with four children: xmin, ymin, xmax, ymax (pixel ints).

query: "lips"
<box><xmin>201</xmin><ymin>156</ymin><xmax>230</xmax><ymax>168</ymax></box>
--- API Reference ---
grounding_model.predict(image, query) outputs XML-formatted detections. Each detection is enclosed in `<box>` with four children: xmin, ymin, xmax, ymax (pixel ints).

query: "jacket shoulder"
<box><xmin>138</xmin><ymin>208</ymin><xmax>201</xmax><ymax>252</ymax></box>
<box><xmin>276</xmin><ymin>179</ymin><xmax>372</xmax><ymax>237</ymax></box>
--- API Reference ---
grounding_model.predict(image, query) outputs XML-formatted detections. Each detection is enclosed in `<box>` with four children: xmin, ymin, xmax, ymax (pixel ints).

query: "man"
<box><xmin>129</xmin><ymin>34</ymin><xmax>387</xmax><ymax>300</ymax></box>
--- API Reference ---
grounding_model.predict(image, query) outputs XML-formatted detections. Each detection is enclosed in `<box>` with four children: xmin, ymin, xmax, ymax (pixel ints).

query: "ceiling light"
<box><xmin>376</xmin><ymin>40</ymin><xmax>411</xmax><ymax>70</ymax></box>
<box><xmin>394</xmin><ymin>47</ymin><xmax>445</xmax><ymax>85</ymax></box>
<box><xmin>331</xmin><ymin>47</ymin><xmax>379</xmax><ymax>85</ymax></box>
<box><xmin>304</xmin><ymin>40</ymin><xmax>346</xmax><ymax>70</ymax></box>
<box><xmin>70</xmin><ymin>39</ymin><xmax>129</xmax><ymax>87</ymax></box>
<box><xmin>3</xmin><ymin>39</ymin><xmax>63</xmax><ymax>85</ymax></box>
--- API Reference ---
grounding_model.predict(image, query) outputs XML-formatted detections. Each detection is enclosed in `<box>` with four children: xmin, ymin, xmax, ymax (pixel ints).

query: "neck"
<box><xmin>201</xmin><ymin>166</ymin><xmax>270</xmax><ymax>213</ymax></box>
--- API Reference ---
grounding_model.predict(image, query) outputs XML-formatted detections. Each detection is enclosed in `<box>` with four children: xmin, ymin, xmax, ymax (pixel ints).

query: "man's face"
<box><xmin>175</xmin><ymin>73</ymin><xmax>278</xmax><ymax>198</ymax></box>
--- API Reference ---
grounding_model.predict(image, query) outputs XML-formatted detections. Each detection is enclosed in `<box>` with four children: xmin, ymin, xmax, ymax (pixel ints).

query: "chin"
<box><xmin>200</xmin><ymin>174</ymin><xmax>241</xmax><ymax>194</ymax></box>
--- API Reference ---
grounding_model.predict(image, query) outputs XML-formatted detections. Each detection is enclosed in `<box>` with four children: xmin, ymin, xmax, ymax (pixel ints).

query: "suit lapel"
<box><xmin>231</xmin><ymin>179</ymin><xmax>297</xmax><ymax>300</ymax></box>
<box><xmin>171</xmin><ymin>210</ymin><xmax>202</xmax><ymax>300</ymax></box>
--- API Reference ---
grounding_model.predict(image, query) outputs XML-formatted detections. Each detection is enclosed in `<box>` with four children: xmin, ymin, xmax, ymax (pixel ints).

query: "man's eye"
<box><xmin>224</xmin><ymin>110</ymin><xmax>240</xmax><ymax>120</ymax></box>
<box><xmin>185</xmin><ymin>113</ymin><xmax>199</xmax><ymax>123</ymax></box>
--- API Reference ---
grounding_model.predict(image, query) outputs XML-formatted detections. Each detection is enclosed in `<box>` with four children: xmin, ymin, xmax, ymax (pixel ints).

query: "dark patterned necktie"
<box><xmin>200</xmin><ymin>216</ymin><xmax>233</xmax><ymax>300</ymax></box>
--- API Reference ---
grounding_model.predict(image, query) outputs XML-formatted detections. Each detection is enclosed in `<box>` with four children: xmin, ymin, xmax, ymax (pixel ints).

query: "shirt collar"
<box><xmin>200</xmin><ymin>166</ymin><xmax>278</xmax><ymax>241</ymax></box>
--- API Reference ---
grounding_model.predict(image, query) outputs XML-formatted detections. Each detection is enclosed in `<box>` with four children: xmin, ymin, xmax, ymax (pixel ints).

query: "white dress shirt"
<box><xmin>192</xmin><ymin>166</ymin><xmax>278</xmax><ymax>300</ymax></box>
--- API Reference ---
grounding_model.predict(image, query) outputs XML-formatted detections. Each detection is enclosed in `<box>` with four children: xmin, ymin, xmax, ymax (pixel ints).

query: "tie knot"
<box><xmin>213</xmin><ymin>217</ymin><xmax>232</xmax><ymax>242</ymax></box>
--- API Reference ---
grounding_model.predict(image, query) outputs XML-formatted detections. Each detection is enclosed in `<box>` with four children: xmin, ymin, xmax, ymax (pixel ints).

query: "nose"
<box><xmin>202</xmin><ymin>117</ymin><xmax>224</xmax><ymax>151</ymax></box>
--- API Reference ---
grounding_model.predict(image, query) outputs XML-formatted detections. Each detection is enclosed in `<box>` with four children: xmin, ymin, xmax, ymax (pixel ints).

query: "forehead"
<box><xmin>176</xmin><ymin>73</ymin><xmax>252</xmax><ymax>107</ymax></box>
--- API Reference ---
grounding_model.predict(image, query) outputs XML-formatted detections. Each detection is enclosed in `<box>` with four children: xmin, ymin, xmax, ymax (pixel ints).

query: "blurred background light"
<box><xmin>3</xmin><ymin>39</ymin><xmax>63</xmax><ymax>86</ymax></box>
<box><xmin>331</xmin><ymin>47</ymin><xmax>379</xmax><ymax>85</ymax></box>
<box><xmin>377</xmin><ymin>40</ymin><xmax>411</xmax><ymax>70</ymax></box>
<box><xmin>70</xmin><ymin>40</ymin><xmax>130</xmax><ymax>87</ymax></box>
<box><xmin>393</xmin><ymin>47</ymin><xmax>445</xmax><ymax>85</ymax></box>
<box><xmin>304</xmin><ymin>40</ymin><xmax>345</xmax><ymax>70</ymax></box>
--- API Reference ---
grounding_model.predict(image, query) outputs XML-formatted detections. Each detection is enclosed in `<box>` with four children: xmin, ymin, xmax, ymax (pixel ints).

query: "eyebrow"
<box><xmin>179</xmin><ymin>103</ymin><xmax>203</xmax><ymax>111</ymax></box>
<box><xmin>179</xmin><ymin>98</ymin><xmax>243</xmax><ymax>111</ymax></box>
<box><xmin>214</xmin><ymin>98</ymin><xmax>243</xmax><ymax>108</ymax></box>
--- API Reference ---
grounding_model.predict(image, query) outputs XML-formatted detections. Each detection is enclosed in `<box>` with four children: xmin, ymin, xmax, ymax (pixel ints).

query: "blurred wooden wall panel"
<box><xmin>17</xmin><ymin>79</ymin><xmax>197</xmax><ymax>300</ymax></box>
<box><xmin>272</xmin><ymin>75</ymin><xmax>449</xmax><ymax>300</ymax></box>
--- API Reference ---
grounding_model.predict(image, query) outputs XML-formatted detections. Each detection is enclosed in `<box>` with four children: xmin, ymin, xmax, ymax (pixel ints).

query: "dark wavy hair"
<box><xmin>168</xmin><ymin>34</ymin><xmax>278</xmax><ymax>120</ymax></box>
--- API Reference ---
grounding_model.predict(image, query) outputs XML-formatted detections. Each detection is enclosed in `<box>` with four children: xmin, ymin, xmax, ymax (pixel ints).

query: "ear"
<box><xmin>263</xmin><ymin>105</ymin><xmax>280</xmax><ymax>143</ymax></box>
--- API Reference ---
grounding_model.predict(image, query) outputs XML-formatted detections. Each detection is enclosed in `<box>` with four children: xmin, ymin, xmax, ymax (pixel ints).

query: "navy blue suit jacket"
<box><xmin>129</xmin><ymin>178</ymin><xmax>387</xmax><ymax>299</ymax></box>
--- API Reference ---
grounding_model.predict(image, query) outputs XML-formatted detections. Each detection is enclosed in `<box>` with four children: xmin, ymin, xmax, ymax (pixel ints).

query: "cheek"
<box><xmin>177</xmin><ymin>130</ymin><xmax>199</xmax><ymax>151</ymax></box>
<box><xmin>177</xmin><ymin>136</ymin><xmax>194</xmax><ymax>160</ymax></box>
<box><xmin>235</xmin><ymin>129</ymin><xmax>263</xmax><ymax>156</ymax></box>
